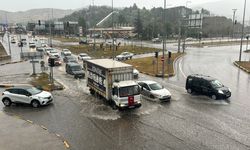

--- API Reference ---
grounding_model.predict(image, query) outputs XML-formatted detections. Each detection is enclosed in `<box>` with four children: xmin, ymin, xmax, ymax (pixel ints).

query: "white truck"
<box><xmin>85</xmin><ymin>59</ymin><xmax>142</xmax><ymax>109</ymax></box>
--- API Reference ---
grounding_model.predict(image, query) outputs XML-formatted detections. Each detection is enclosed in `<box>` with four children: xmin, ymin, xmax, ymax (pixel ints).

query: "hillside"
<box><xmin>0</xmin><ymin>8</ymin><xmax>74</xmax><ymax>23</ymax></box>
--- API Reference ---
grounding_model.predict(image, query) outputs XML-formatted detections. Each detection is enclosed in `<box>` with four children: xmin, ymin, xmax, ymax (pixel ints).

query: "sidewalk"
<box><xmin>0</xmin><ymin>111</ymin><xmax>66</xmax><ymax>150</ymax></box>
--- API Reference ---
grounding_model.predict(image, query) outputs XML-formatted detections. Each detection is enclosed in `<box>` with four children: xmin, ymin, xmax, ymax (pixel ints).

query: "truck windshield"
<box><xmin>119</xmin><ymin>85</ymin><xmax>140</xmax><ymax>97</ymax></box>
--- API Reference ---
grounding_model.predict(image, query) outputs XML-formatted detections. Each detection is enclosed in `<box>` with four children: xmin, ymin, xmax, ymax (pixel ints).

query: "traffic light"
<box><xmin>67</xmin><ymin>22</ymin><xmax>70</xmax><ymax>27</ymax></box>
<box><xmin>235</xmin><ymin>20</ymin><xmax>237</xmax><ymax>24</ymax></box>
<box><xmin>48</xmin><ymin>57</ymin><xmax>55</xmax><ymax>67</ymax></box>
<box><xmin>168</xmin><ymin>51</ymin><xmax>172</xmax><ymax>58</ymax></box>
<box><xmin>38</xmin><ymin>20</ymin><xmax>41</xmax><ymax>26</ymax></box>
<box><xmin>155</xmin><ymin>51</ymin><xmax>158</xmax><ymax>58</ymax></box>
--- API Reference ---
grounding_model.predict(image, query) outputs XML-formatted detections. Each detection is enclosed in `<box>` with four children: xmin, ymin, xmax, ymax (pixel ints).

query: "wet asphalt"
<box><xmin>0</xmin><ymin>37</ymin><xmax>250</xmax><ymax>150</ymax></box>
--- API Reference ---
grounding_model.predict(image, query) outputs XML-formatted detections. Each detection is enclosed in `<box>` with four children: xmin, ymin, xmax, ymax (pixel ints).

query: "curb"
<box><xmin>0</xmin><ymin>60</ymin><xmax>27</xmax><ymax>66</ymax></box>
<box><xmin>0</xmin><ymin>84</ymin><xmax>14</xmax><ymax>88</ymax></box>
<box><xmin>5</xmin><ymin>112</ymin><xmax>71</xmax><ymax>149</ymax></box>
<box><xmin>233</xmin><ymin>61</ymin><xmax>250</xmax><ymax>73</ymax></box>
<box><xmin>138</xmin><ymin>53</ymin><xmax>186</xmax><ymax>78</ymax></box>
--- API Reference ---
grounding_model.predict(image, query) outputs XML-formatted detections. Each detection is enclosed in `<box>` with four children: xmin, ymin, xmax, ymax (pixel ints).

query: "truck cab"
<box><xmin>112</xmin><ymin>81</ymin><xmax>141</xmax><ymax>109</ymax></box>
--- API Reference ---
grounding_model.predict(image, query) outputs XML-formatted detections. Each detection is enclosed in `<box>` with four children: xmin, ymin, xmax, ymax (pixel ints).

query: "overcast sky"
<box><xmin>0</xmin><ymin>0</ymin><xmax>220</xmax><ymax>12</ymax></box>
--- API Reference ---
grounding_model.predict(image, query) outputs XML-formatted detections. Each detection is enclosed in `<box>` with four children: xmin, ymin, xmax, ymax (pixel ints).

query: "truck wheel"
<box><xmin>187</xmin><ymin>88</ymin><xmax>192</xmax><ymax>94</ymax></box>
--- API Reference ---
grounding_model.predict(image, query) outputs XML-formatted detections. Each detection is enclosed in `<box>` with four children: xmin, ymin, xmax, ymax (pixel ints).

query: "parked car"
<box><xmin>116</xmin><ymin>52</ymin><xmax>134</xmax><ymax>61</ymax></box>
<box><xmin>41</xmin><ymin>43</ymin><xmax>48</xmax><ymax>47</ymax></box>
<box><xmin>65</xmin><ymin>63</ymin><xmax>85</xmax><ymax>79</ymax></box>
<box><xmin>63</xmin><ymin>55</ymin><xmax>77</xmax><ymax>63</ymax></box>
<box><xmin>1</xmin><ymin>85</ymin><xmax>53</xmax><ymax>108</ymax></box>
<box><xmin>78</xmin><ymin>53</ymin><xmax>91</xmax><ymax>61</ymax></box>
<box><xmin>48</xmin><ymin>49</ymin><xmax>60</xmax><ymax>58</ymax></box>
<box><xmin>21</xmin><ymin>38</ymin><xmax>27</xmax><ymax>45</ymax></box>
<box><xmin>61</xmin><ymin>49</ymin><xmax>72</xmax><ymax>56</ymax></box>
<box><xmin>186</xmin><ymin>74</ymin><xmax>231</xmax><ymax>100</ymax></box>
<box><xmin>138</xmin><ymin>80</ymin><xmax>171</xmax><ymax>102</ymax></box>
<box><xmin>79</xmin><ymin>39</ymin><xmax>88</xmax><ymax>45</ymax></box>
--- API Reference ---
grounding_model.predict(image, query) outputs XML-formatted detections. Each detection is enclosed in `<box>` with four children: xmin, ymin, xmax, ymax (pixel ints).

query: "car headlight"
<box><xmin>153</xmin><ymin>93</ymin><xmax>162</xmax><ymax>98</ymax></box>
<box><xmin>228</xmin><ymin>88</ymin><xmax>231</xmax><ymax>92</ymax></box>
<box><xmin>218</xmin><ymin>90</ymin><xmax>224</xmax><ymax>94</ymax></box>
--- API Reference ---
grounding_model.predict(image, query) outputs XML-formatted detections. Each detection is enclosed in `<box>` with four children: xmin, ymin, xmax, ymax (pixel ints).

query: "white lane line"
<box><xmin>179</xmin><ymin>58</ymin><xmax>187</xmax><ymax>78</ymax></box>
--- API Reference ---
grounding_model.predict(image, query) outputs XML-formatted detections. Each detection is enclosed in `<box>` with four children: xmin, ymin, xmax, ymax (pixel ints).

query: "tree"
<box><xmin>134</xmin><ymin>10</ymin><xmax>143</xmax><ymax>39</ymax></box>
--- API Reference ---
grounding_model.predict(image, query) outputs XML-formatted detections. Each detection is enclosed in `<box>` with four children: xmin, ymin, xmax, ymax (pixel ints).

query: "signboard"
<box><xmin>87</xmin><ymin>63</ymin><xmax>106</xmax><ymax>93</ymax></box>
<box><xmin>79</xmin><ymin>26</ymin><xmax>83</xmax><ymax>37</ymax></box>
<box><xmin>21</xmin><ymin>52</ymin><xmax>44</xmax><ymax>59</ymax></box>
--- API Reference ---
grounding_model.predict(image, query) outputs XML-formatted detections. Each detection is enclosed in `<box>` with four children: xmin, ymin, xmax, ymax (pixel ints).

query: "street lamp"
<box><xmin>112</xmin><ymin>0</ymin><xmax>114</xmax><ymax>60</ymax></box>
<box><xmin>232</xmin><ymin>9</ymin><xmax>237</xmax><ymax>39</ymax></box>
<box><xmin>162</xmin><ymin>0</ymin><xmax>166</xmax><ymax>78</ymax></box>
<box><xmin>239</xmin><ymin>0</ymin><xmax>247</xmax><ymax>62</ymax></box>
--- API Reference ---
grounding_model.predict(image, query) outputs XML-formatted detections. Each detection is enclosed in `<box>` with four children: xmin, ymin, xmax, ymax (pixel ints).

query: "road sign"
<box><xmin>30</xmin><ymin>60</ymin><xmax>39</xmax><ymax>63</ymax></box>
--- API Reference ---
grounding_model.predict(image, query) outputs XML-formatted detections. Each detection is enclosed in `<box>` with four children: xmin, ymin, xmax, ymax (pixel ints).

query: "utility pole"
<box><xmin>93</xmin><ymin>0</ymin><xmax>96</xmax><ymax>51</ymax></box>
<box><xmin>232</xmin><ymin>9</ymin><xmax>237</xmax><ymax>39</ymax></box>
<box><xmin>162</xmin><ymin>0</ymin><xmax>166</xmax><ymax>78</ymax></box>
<box><xmin>239</xmin><ymin>0</ymin><xmax>247</xmax><ymax>62</ymax></box>
<box><xmin>112</xmin><ymin>0</ymin><xmax>114</xmax><ymax>60</ymax></box>
<box><xmin>5</xmin><ymin>13</ymin><xmax>11</xmax><ymax>55</ymax></box>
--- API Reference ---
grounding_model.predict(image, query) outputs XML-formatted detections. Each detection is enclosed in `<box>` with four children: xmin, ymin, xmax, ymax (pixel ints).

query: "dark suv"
<box><xmin>65</xmin><ymin>63</ymin><xmax>85</xmax><ymax>79</ymax></box>
<box><xmin>186</xmin><ymin>74</ymin><xmax>231</xmax><ymax>100</ymax></box>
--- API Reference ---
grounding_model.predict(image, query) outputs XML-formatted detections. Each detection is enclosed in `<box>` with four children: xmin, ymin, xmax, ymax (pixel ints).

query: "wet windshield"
<box><xmin>26</xmin><ymin>87</ymin><xmax>42</xmax><ymax>95</ymax></box>
<box><xmin>119</xmin><ymin>85</ymin><xmax>140</xmax><ymax>97</ymax></box>
<box><xmin>210</xmin><ymin>80</ymin><xmax>223</xmax><ymax>88</ymax></box>
<box><xmin>149</xmin><ymin>83</ymin><xmax>163</xmax><ymax>90</ymax></box>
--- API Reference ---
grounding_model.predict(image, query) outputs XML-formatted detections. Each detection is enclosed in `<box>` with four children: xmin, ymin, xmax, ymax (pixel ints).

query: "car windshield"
<box><xmin>119</xmin><ymin>85</ymin><xmax>140</xmax><ymax>97</ymax></box>
<box><xmin>149</xmin><ymin>83</ymin><xmax>163</xmax><ymax>90</ymax></box>
<box><xmin>210</xmin><ymin>80</ymin><xmax>223</xmax><ymax>88</ymax></box>
<box><xmin>72</xmin><ymin>65</ymin><xmax>81</xmax><ymax>71</ymax></box>
<box><xmin>80</xmin><ymin>54</ymin><xmax>87</xmax><ymax>57</ymax></box>
<box><xmin>26</xmin><ymin>87</ymin><xmax>42</xmax><ymax>95</ymax></box>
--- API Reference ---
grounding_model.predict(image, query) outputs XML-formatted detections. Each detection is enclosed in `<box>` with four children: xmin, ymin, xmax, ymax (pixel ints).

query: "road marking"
<box><xmin>179</xmin><ymin>58</ymin><xmax>187</xmax><ymax>78</ymax></box>
<box><xmin>40</xmin><ymin>125</ymin><xmax>48</xmax><ymax>130</ymax></box>
<box><xmin>64</xmin><ymin>141</ymin><xmax>70</xmax><ymax>149</ymax></box>
<box><xmin>26</xmin><ymin>120</ymin><xmax>33</xmax><ymax>124</ymax></box>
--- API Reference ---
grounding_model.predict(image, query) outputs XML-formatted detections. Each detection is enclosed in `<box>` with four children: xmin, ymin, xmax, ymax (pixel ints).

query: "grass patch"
<box><xmin>235</xmin><ymin>61</ymin><xmax>250</xmax><ymax>72</ymax></box>
<box><xmin>29</xmin><ymin>73</ymin><xmax>64</xmax><ymax>91</ymax></box>
<box><xmin>57</xmin><ymin>45</ymin><xmax>159</xmax><ymax>58</ymax></box>
<box><xmin>125</xmin><ymin>52</ymin><xmax>184</xmax><ymax>77</ymax></box>
<box><xmin>0</xmin><ymin>42</ymin><xmax>7</xmax><ymax>56</ymax></box>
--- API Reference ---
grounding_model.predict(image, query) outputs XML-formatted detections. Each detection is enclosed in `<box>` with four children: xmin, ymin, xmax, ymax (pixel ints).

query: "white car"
<box><xmin>152</xmin><ymin>38</ymin><xmax>162</xmax><ymax>43</ymax></box>
<box><xmin>49</xmin><ymin>49</ymin><xmax>60</xmax><ymax>58</ymax></box>
<box><xmin>116</xmin><ymin>52</ymin><xmax>134</xmax><ymax>61</ymax></box>
<box><xmin>1</xmin><ymin>86</ymin><xmax>53</xmax><ymax>108</ymax></box>
<box><xmin>78</xmin><ymin>53</ymin><xmax>91</xmax><ymax>61</ymax></box>
<box><xmin>137</xmin><ymin>80</ymin><xmax>171</xmax><ymax>102</ymax></box>
<box><xmin>61</xmin><ymin>49</ymin><xmax>72</xmax><ymax>56</ymax></box>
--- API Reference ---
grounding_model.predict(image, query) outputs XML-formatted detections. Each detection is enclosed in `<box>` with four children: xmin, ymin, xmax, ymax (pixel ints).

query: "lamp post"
<box><xmin>162</xmin><ymin>0</ymin><xmax>166</xmax><ymax>78</ymax></box>
<box><xmin>112</xmin><ymin>0</ymin><xmax>114</xmax><ymax>60</ymax></box>
<box><xmin>239</xmin><ymin>0</ymin><xmax>247</xmax><ymax>62</ymax></box>
<box><xmin>232</xmin><ymin>9</ymin><xmax>237</xmax><ymax>39</ymax></box>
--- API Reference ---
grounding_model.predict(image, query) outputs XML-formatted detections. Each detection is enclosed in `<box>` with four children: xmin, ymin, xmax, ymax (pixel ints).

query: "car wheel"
<box><xmin>149</xmin><ymin>94</ymin><xmax>155</xmax><ymax>99</ymax></box>
<box><xmin>130</xmin><ymin>56</ymin><xmax>132</xmax><ymax>59</ymax></box>
<box><xmin>211</xmin><ymin>95</ymin><xmax>217</xmax><ymax>100</ymax></box>
<box><xmin>187</xmin><ymin>88</ymin><xmax>192</xmax><ymax>94</ymax></box>
<box><xmin>31</xmin><ymin>100</ymin><xmax>40</xmax><ymax>108</ymax></box>
<box><xmin>2</xmin><ymin>98</ymin><xmax>12</xmax><ymax>107</ymax></box>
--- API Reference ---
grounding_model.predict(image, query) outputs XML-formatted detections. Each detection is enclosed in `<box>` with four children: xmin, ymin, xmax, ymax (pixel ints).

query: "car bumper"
<box><xmin>40</xmin><ymin>98</ymin><xmax>53</xmax><ymax>105</ymax></box>
<box><xmin>118</xmin><ymin>102</ymin><xmax>142</xmax><ymax>109</ymax></box>
<box><xmin>218</xmin><ymin>92</ymin><xmax>231</xmax><ymax>99</ymax></box>
<box><xmin>74</xmin><ymin>74</ymin><xmax>85</xmax><ymax>79</ymax></box>
<box><xmin>159</xmin><ymin>96</ymin><xmax>171</xmax><ymax>102</ymax></box>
